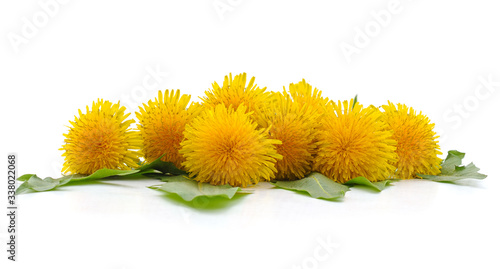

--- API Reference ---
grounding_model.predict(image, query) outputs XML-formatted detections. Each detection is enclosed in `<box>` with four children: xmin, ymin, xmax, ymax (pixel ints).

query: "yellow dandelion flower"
<box><xmin>381</xmin><ymin>101</ymin><xmax>442</xmax><ymax>179</ymax></box>
<box><xmin>136</xmin><ymin>89</ymin><xmax>198</xmax><ymax>169</ymax></box>
<box><xmin>258</xmin><ymin>91</ymin><xmax>319</xmax><ymax>180</ymax></box>
<box><xmin>200</xmin><ymin>73</ymin><xmax>272</xmax><ymax>121</ymax></box>
<box><xmin>313</xmin><ymin>99</ymin><xmax>397</xmax><ymax>183</ymax></box>
<box><xmin>180</xmin><ymin>104</ymin><xmax>282</xmax><ymax>187</ymax></box>
<box><xmin>60</xmin><ymin>99</ymin><xmax>141</xmax><ymax>175</ymax></box>
<box><xmin>288</xmin><ymin>79</ymin><xmax>329</xmax><ymax>115</ymax></box>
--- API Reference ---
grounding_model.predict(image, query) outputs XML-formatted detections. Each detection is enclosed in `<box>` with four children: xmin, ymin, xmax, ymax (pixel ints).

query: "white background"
<box><xmin>1</xmin><ymin>0</ymin><xmax>499</xmax><ymax>268</ymax></box>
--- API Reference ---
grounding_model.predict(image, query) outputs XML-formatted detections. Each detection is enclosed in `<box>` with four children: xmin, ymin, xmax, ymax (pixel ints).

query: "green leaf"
<box><xmin>17</xmin><ymin>174</ymin><xmax>35</xmax><ymax>181</ymax></box>
<box><xmin>138</xmin><ymin>157</ymin><xmax>186</xmax><ymax>175</ymax></box>
<box><xmin>16</xmin><ymin>156</ymin><xmax>186</xmax><ymax>194</ymax></box>
<box><xmin>271</xmin><ymin>172</ymin><xmax>349</xmax><ymax>200</ymax></box>
<box><xmin>344</xmin><ymin>177</ymin><xmax>391</xmax><ymax>192</ymax></box>
<box><xmin>15</xmin><ymin>170</ymin><xmax>143</xmax><ymax>194</ymax></box>
<box><xmin>16</xmin><ymin>181</ymin><xmax>32</xmax><ymax>194</ymax></box>
<box><xmin>352</xmin><ymin>94</ymin><xmax>358</xmax><ymax>109</ymax></box>
<box><xmin>157</xmin><ymin>175</ymin><xmax>191</xmax><ymax>182</ymax></box>
<box><xmin>26</xmin><ymin>175</ymin><xmax>60</xmax><ymax>191</ymax></box>
<box><xmin>16</xmin><ymin>174</ymin><xmax>84</xmax><ymax>194</ymax></box>
<box><xmin>417</xmin><ymin>150</ymin><xmax>487</xmax><ymax>182</ymax></box>
<box><xmin>70</xmin><ymin>169</ymin><xmax>138</xmax><ymax>182</ymax></box>
<box><xmin>149</xmin><ymin>175</ymin><xmax>242</xmax><ymax>201</ymax></box>
<box><xmin>440</xmin><ymin>150</ymin><xmax>466</xmax><ymax>174</ymax></box>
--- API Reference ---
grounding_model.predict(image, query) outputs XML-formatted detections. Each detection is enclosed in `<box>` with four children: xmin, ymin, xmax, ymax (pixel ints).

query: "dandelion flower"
<box><xmin>200</xmin><ymin>73</ymin><xmax>272</xmax><ymax>122</ymax></box>
<box><xmin>60</xmin><ymin>99</ymin><xmax>141</xmax><ymax>175</ymax></box>
<box><xmin>180</xmin><ymin>104</ymin><xmax>282</xmax><ymax>187</ymax></box>
<box><xmin>381</xmin><ymin>101</ymin><xmax>442</xmax><ymax>179</ymax></box>
<box><xmin>288</xmin><ymin>79</ymin><xmax>329</xmax><ymax>115</ymax></box>
<box><xmin>136</xmin><ymin>90</ymin><xmax>198</xmax><ymax>169</ymax></box>
<box><xmin>313</xmin><ymin>99</ymin><xmax>397</xmax><ymax>183</ymax></box>
<box><xmin>258</xmin><ymin>91</ymin><xmax>319</xmax><ymax>180</ymax></box>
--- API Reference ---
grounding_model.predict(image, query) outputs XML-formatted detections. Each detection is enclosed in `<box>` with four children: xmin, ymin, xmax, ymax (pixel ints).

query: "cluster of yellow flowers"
<box><xmin>60</xmin><ymin>73</ymin><xmax>442</xmax><ymax>187</ymax></box>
